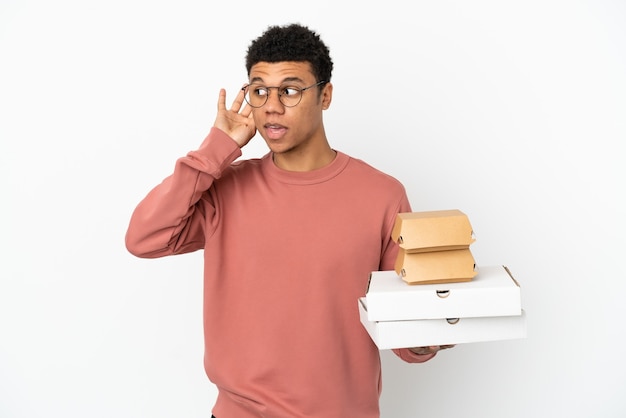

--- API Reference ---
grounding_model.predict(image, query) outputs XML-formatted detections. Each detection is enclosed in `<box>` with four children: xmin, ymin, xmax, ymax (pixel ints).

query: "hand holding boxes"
<box><xmin>359</xmin><ymin>209</ymin><xmax>527</xmax><ymax>349</ymax></box>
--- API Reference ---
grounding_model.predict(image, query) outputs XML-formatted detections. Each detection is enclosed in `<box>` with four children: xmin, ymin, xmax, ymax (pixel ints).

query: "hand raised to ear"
<box><xmin>213</xmin><ymin>88</ymin><xmax>256</xmax><ymax>148</ymax></box>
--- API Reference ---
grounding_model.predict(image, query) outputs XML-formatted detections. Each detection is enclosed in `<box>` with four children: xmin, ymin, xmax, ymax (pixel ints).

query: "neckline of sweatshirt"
<box><xmin>258</xmin><ymin>149</ymin><xmax>351</xmax><ymax>186</ymax></box>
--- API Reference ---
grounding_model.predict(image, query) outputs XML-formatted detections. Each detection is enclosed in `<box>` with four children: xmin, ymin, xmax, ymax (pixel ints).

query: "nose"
<box><xmin>264</xmin><ymin>87</ymin><xmax>284</xmax><ymax>111</ymax></box>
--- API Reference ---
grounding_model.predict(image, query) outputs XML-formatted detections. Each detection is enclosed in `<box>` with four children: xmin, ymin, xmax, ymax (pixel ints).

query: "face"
<box><xmin>247</xmin><ymin>61</ymin><xmax>332</xmax><ymax>156</ymax></box>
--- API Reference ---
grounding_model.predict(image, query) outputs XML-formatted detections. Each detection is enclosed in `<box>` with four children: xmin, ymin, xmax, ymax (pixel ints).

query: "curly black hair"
<box><xmin>245</xmin><ymin>23</ymin><xmax>333</xmax><ymax>83</ymax></box>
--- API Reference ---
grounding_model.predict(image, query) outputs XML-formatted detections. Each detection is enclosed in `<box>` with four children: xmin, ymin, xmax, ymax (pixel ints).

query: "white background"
<box><xmin>1</xmin><ymin>0</ymin><xmax>625</xmax><ymax>417</ymax></box>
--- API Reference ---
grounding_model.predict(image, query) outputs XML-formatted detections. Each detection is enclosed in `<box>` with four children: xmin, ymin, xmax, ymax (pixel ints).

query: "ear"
<box><xmin>321</xmin><ymin>82</ymin><xmax>333</xmax><ymax>110</ymax></box>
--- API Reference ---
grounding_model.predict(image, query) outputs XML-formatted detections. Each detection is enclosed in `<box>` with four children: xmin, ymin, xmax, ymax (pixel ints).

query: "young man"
<box><xmin>126</xmin><ymin>23</ymin><xmax>451</xmax><ymax>418</ymax></box>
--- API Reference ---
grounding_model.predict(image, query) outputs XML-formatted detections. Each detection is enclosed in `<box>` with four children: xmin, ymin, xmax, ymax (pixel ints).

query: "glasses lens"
<box><xmin>278</xmin><ymin>86</ymin><xmax>302</xmax><ymax>107</ymax></box>
<box><xmin>244</xmin><ymin>85</ymin><xmax>267</xmax><ymax>108</ymax></box>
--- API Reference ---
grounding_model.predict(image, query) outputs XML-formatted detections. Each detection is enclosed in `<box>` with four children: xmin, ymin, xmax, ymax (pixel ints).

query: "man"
<box><xmin>126</xmin><ymin>23</ymin><xmax>451</xmax><ymax>418</ymax></box>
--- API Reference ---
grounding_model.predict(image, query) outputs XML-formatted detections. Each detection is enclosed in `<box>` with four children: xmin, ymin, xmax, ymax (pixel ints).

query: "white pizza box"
<box><xmin>359</xmin><ymin>297</ymin><xmax>527</xmax><ymax>349</ymax></box>
<box><xmin>364</xmin><ymin>265</ymin><xmax>522</xmax><ymax>321</ymax></box>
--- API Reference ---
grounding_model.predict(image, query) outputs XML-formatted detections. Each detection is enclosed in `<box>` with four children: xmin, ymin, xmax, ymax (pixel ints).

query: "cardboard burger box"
<box><xmin>395</xmin><ymin>248</ymin><xmax>478</xmax><ymax>284</ymax></box>
<box><xmin>391</xmin><ymin>209</ymin><xmax>477</xmax><ymax>284</ymax></box>
<box><xmin>364</xmin><ymin>265</ymin><xmax>522</xmax><ymax>321</ymax></box>
<box><xmin>391</xmin><ymin>209</ymin><xmax>476</xmax><ymax>253</ymax></box>
<box><xmin>358</xmin><ymin>299</ymin><xmax>527</xmax><ymax>349</ymax></box>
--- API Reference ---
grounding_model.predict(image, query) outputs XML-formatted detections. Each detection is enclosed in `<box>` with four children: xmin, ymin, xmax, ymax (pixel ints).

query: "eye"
<box><xmin>280</xmin><ymin>86</ymin><xmax>300</xmax><ymax>97</ymax></box>
<box><xmin>252</xmin><ymin>86</ymin><xmax>268</xmax><ymax>97</ymax></box>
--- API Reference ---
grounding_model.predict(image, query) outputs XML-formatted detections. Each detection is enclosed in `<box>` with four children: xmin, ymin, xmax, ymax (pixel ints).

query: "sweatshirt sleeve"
<box><xmin>125</xmin><ymin>128</ymin><xmax>242</xmax><ymax>258</ymax></box>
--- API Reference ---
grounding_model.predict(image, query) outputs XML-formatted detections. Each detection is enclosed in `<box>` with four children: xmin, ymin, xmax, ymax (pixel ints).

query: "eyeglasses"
<box><xmin>241</xmin><ymin>81</ymin><xmax>327</xmax><ymax>108</ymax></box>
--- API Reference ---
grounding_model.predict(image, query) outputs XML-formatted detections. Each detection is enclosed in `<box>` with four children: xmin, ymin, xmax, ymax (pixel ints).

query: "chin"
<box><xmin>266</xmin><ymin>142</ymin><xmax>294</xmax><ymax>155</ymax></box>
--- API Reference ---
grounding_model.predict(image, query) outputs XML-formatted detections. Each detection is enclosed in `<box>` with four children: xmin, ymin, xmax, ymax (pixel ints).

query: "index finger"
<box><xmin>229</xmin><ymin>86</ymin><xmax>248</xmax><ymax>113</ymax></box>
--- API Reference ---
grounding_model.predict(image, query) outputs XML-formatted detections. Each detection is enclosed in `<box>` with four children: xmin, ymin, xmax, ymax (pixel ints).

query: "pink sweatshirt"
<box><xmin>126</xmin><ymin>128</ymin><xmax>435</xmax><ymax>418</ymax></box>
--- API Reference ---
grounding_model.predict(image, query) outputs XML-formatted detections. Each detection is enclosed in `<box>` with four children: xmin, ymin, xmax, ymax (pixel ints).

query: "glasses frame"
<box><xmin>241</xmin><ymin>80</ymin><xmax>327</xmax><ymax>108</ymax></box>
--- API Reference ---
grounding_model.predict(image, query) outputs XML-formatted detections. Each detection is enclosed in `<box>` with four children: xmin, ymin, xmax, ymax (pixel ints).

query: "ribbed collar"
<box><xmin>261</xmin><ymin>150</ymin><xmax>350</xmax><ymax>185</ymax></box>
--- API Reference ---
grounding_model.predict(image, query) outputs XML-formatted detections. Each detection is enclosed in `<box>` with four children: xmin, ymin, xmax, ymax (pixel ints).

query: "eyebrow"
<box><xmin>249</xmin><ymin>76</ymin><xmax>306</xmax><ymax>85</ymax></box>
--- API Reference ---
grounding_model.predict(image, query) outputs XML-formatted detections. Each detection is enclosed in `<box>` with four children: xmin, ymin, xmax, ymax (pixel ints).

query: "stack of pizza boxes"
<box><xmin>358</xmin><ymin>209</ymin><xmax>526</xmax><ymax>349</ymax></box>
